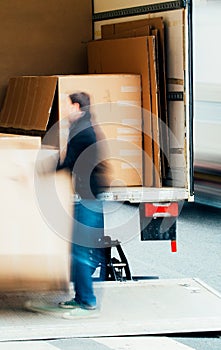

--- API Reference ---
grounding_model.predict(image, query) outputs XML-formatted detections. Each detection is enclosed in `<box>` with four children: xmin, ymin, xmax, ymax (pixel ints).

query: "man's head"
<box><xmin>66</xmin><ymin>92</ymin><xmax>91</xmax><ymax>124</ymax></box>
<box><xmin>69</xmin><ymin>92</ymin><xmax>90</xmax><ymax>112</ymax></box>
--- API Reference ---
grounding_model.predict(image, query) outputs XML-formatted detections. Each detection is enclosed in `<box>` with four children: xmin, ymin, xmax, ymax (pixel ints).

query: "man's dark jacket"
<box><xmin>57</xmin><ymin>111</ymin><xmax>108</xmax><ymax>199</ymax></box>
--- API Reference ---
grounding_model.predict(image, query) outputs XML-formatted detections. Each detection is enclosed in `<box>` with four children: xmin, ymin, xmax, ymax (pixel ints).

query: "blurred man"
<box><xmin>57</xmin><ymin>92</ymin><xmax>110</xmax><ymax>318</ymax></box>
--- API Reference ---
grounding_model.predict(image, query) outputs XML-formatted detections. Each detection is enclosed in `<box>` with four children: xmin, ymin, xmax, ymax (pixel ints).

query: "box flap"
<box><xmin>0</xmin><ymin>76</ymin><xmax>58</xmax><ymax>131</ymax></box>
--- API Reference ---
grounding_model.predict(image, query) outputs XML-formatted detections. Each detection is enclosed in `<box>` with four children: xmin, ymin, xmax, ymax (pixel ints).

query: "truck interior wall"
<box><xmin>93</xmin><ymin>0</ymin><xmax>187</xmax><ymax>188</ymax></box>
<box><xmin>94</xmin><ymin>0</ymin><xmax>166</xmax><ymax>13</ymax></box>
<box><xmin>0</xmin><ymin>0</ymin><xmax>92</xmax><ymax>109</ymax></box>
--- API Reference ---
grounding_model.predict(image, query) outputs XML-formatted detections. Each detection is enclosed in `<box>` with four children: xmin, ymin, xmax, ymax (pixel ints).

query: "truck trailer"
<box><xmin>0</xmin><ymin>0</ymin><xmax>194</xmax><ymax>288</ymax></box>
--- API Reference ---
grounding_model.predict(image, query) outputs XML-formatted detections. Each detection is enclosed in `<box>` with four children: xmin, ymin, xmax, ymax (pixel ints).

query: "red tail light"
<box><xmin>144</xmin><ymin>203</ymin><xmax>179</xmax><ymax>217</ymax></box>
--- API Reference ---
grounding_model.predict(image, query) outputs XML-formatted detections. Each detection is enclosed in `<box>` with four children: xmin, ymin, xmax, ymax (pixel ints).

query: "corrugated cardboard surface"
<box><xmin>93</xmin><ymin>8</ymin><xmax>187</xmax><ymax>189</ymax></box>
<box><xmin>100</xmin><ymin>19</ymin><xmax>164</xmax><ymax>187</ymax></box>
<box><xmin>0</xmin><ymin>148</ymin><xmax>73</xmax><ymax>291</ymax></box>
<box><xmin>87</xmin><ymin>38</ymin><xmax>153</xmax><ymax>186</ymax></box>
<box><xmin>106</xmin><ymin>19</ymin><xmax>168</xmax><ymax>182</ymax></box>
<box><xmin>101</xmin><ymin>17</ymin><xmax>167</xmax><ymax>127</ymax></box>
<box><xmin>0</xmin><ymin>74</ymin><xmax>143</xmax><ymax>186</ymax></box>
<box><xmin>58</xmin><ymin>74</ymin><xmax>143</xmax><ymax>186</ymax></box>
<box><xmin>101</xmin><ymin>20</ymin><xmax>151</xmax><ymax>39</ymax></box>
<box><xmin>0</xmin><ymin>76</ymin><xmax>57</xmax><ymax>131</ymax></box>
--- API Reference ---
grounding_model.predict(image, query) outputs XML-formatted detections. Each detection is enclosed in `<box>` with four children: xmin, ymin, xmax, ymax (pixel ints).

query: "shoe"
<box><xmin>80</xmin><ymin>303</ymin><xmax>96</xmax><ymax>310</ymax></box>
<box><xmin>59</xmin><ymin>298</ymin><xmax>96</xmax><ymax>310</ymax></box>
<box><xmin>63</xmin><ymin>308</ymin><xmax>99</xmax><ymax>319</ymax></box>
<box><xmin>58</xmin><ymin>298</ymin><xmax>80</xmax><ymax>309</ymax></box>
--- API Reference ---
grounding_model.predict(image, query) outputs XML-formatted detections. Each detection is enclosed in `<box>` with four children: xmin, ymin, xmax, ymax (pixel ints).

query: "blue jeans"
<box><xmin>71</xmin><ymin>200</ymin><xmax>106</xmax><ymax>307</ymax></box>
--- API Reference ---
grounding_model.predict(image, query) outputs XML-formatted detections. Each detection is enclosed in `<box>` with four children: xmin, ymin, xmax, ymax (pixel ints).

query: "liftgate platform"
<box><xmin>0</xmin><ymin>278</ymin><xmax>221</xmax><ymax>343</ymax></box>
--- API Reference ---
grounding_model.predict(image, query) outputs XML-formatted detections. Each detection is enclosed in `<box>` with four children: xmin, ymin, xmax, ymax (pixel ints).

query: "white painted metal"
<box><xmin>98</xmin><ymin>187</ymin><xmax>188</xmax><ymax>203</ymax></box>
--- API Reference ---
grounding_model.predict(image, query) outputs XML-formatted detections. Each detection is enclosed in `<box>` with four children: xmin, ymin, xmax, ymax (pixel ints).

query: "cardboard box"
<box><xmin>0</xmin><ymin>133</ymin><xmax>41</xmax><ymax>149</ymax></box>
<box><xmin>87</xmin><ymin>37</ymin><xmax>154</xmax><ymax>186</ymax></box>
<box><xmin>58</xmin><ymin>74</ymin><xmax>143</xmax><ymax>186</ymax></box>
<box><xmin>101</xmin><ymin>18</ymin><xmax>167</xmax><ymax>119</ymax></box>
<box><xmin>100</xmin><ymin>18</ymin><xmax>169</xmax><ymax>187</ymax></box>
<box><xmin>101</xmin><ymin>22</ymin><xmax>151</xmax><ymax>39</ymax></box>
<box><xmin>0</xmin><ymin>148</ymin><xmax>73</xmax><ymax>291</ymax></box>
<box><xmin>0</xmin><ymin>74</ymin><xmax>143</xmax><ymax>186</ymax></box>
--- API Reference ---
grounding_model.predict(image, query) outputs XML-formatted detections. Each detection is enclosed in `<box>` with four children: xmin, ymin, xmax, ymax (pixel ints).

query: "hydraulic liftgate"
<box><xmin>0</xmin><ymin>278</ymin><xmax>221</xmax><ymax>341</ymax></box>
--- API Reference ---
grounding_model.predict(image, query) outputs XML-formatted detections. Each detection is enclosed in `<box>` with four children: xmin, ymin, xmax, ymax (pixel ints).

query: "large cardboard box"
<box><xmin>87</xmin><ymin>37</ymin><xmax>154</xmax><ymax>186</ymax></box>
<box><xmin>0</xmin><ymin>133</ymin><xmax>41</xmax><ymax>149</ymax></box>
<box><xmin>58</xmin><ymin>74</ymin><xmax>143</xmax><ymax>186</ymax></box>
<box><xmin>0</xmin><ymin>147</ymin><xmax>73</xmax><ymax>291</ymax></box>
<box><xmin>0</xmin><ymin>74</ymin><xmax>143</xmax><ymax>186</ymax></box>
<box><xmin>100</xmin><ymin>18</ymin><xmax>169</xmax><ymax>187</ymax></box>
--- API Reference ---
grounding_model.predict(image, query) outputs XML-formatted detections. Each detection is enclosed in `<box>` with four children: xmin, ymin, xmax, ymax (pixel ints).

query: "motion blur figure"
<box><xmin>57</xmin><ymin>92</ymin><xmax>111</xmax><ymax>318</ymax></box>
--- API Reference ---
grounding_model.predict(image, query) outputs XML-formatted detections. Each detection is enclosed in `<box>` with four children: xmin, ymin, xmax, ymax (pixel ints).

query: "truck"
<box><xmin>0</xmin><ymin>0</ymin><xmax>194</xmax><ymax>285</ymax></box>
<box><xmin>2</xmin><ymin>0</ymin><xmax>221</xmax><ymax>345</ymax></box>
<box><xmin>87</xmin><ymin>0</ymin><xmax>194</xmax><ymax>278</ymax></box>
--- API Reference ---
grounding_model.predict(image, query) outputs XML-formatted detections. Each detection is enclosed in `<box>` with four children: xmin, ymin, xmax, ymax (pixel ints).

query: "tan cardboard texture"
<box><xmin>0</xmin><ymin>76</ymin><xmax>58</xmax><ymax>131</ymax></box>
<box><xmin>100</xmin><ymin>11</ymin><xmax>187</xmax><ymax>187</ymax></box>
<box><xmin>147</xmin><ymin>36</ymin><xmax>161</xmax><ymax>187</ymax></box>
<box><xmin>100</xmin><ymin>21</ymin><xmax>162</xmax><ymax>187</ymax></box>
<box><xmin>101</xmin><ymin>17</ymin><xmax>168</xmax><ymax>127</ymax></box>
<box><xmin>0</xmin><ymin>148</ymin><xmax>73</xmax><ymax>291</ymax></box>
<box><xmin>0</xmin><ymin>133</ymin><xmax>41</xmax><ymax>149</ymax></box>
<box><xmin>101</xmin><ymin>23</ymin><xmax>151</xmax><ymax>39</ymax></box>
<box><xmin>87</xmin><ymin>37</ymin><xmax>153</xmax><ymax>186</ymax></box>
<box><xmin>58</xmin><ymin>75</ymin><xmax>143</xmax><ymax>186</ymax></box>
<box><xmin>0</xmin><ymin>74</ymin><xmax>143</xmax><ymax>187</ymax></box>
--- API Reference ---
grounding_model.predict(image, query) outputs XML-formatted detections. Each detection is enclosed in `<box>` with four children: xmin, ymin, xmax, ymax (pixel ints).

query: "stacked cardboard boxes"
<box><xmin>57</xmin><ymin>74</ymin><xmax>143</xmax><ymax>186</ymax></box>
<box><xmin>0</xmin><ymin>133</ymin><xmax>41</xmax><ymax>149</ymax></box>
<box><xmin>0</xmin><ymin>134</ymin><xmax>73</xmax><ymax>291</ymax></box>
<box><xmin>0</xmin><ymin>74</ymin><xmax>143</xmax><ymax>187</ymax></box>
<box><xmin>87</xmin><ymin>18</ymin><xmax>170</xmax><ymax>188</ymax></box>
<box><xmin>0</xmin><ymin>74</ymin><xmax>142</xmax><ymax>290</ymax></box>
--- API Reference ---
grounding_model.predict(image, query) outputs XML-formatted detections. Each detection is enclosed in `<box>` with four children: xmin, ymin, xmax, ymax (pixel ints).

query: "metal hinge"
<box><xmin>167</xmin><ymin>92</ymin><xmax>184</xmax><ymax>101</ymax></box>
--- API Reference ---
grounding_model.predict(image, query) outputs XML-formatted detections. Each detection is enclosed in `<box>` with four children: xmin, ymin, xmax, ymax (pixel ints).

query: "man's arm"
<box><xmin>57</xmin><ymin>131</ymin><xmax>93</xmax><ymax>172</ymax></box>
